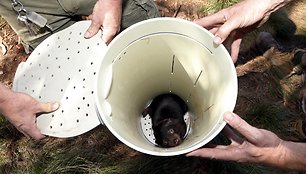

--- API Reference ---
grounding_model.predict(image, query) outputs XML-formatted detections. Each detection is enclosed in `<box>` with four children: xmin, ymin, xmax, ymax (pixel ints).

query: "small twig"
<box><xmin>173</xmin><ymin>5</ymin><xmax>182</xmax><ymax>18</ymax></box>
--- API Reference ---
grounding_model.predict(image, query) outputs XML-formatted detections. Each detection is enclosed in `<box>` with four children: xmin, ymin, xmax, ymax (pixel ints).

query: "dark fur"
<box><xmin>142</xmin><ymin>93</ymin><xmax>188</xmax><ymax>147</ymax></box>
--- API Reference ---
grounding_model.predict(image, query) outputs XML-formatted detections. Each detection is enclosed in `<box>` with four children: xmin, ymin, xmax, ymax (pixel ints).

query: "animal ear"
<box><xmin>142</xmin><ymin>107</ymin><xmax>152</xmax><ymax>117</ymax></box>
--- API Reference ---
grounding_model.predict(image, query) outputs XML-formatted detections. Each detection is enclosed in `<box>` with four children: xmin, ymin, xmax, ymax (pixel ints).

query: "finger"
<box><xmin>223</xmin><ymin>112</ymin><xmax>262</xmax><ymax>144</ymax></box>
<box><xmin>186</xmin><ymin>146</ymin><xmax>242</xmax><ymax>162</ymax></box>
<box><xmin>84</xmin><ymin>21</ymin><xmax>101</xmax><ymax>39</ymax></box>
<box><xmin>230</xmin><ymin>37</ymin><xmax>242</xmax><ymax>63</ymax></box>
<box><xmin>18</xmin><ymin>124</ymin><xmax>45</xmax><ymax>140</ymax></box>
<box><xmin>222</xmin><ymin>125</ymin><xmax>243</xmax><ymax>145</ymax></box>
<box><xmin>194</xmin><ymin>11</ymin><xmax>227</xmax><ymax>28</ymax></box>
<box><xmin>37</xmin><ymin>102</ymin><xmax>60</xmax><ymax>113</ymax></box>
<box><xmin>101</xmin><ymin>27</ymin><xmax>119</xmax><ymax>44</ymax></box>
<box><xmin>213</xmin><ymin>16</ymin><xmax>241</xmax><ymax>45</ymax></box>
<box><xmin>28</xmin><ymin>127</ymin><xmax>45</xmax><ymax>140</ymax></box>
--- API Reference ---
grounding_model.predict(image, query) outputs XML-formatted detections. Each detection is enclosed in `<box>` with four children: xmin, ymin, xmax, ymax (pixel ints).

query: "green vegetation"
<box><xmin>199</xmin><ymin>0</ymin><xmax>239</xmax><ymax>15</ymax></box>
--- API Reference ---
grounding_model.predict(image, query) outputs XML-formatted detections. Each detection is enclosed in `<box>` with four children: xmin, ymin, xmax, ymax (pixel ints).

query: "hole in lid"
<box><xmin>90</xmin><ymin>62</ymin><xmax>93</xmax><ymax>65</ymax></box>
<box><xmin>58</xmin><ymin>66</ymin><xmax>61</xmax><ymax>69</ymax></box>
<box><xmin>43</xmin><ymin>84</ymin><xmax>46</xmax><ymax>87</ymax></box>
<box><xmin>66</xmin><ymin>96</ymin><xmax>68</xmax><ymax>100</ymax></box>
<box><xmin>73</xmin><ymin>86</ymin><xmax>76</xmax><ymax>89</ymax></box>
<box><xmin>76</xmin><ymin>119</ymin><xmax>79</xmax><ymax>123</ymax></box>
<box><xmin>23</xmin><ymin>74</ymin><xmax>26</xmax><ymax>77</ymax></box>
<box><xmin>24</xmin><ymin>86</ymin><xmax>27</xmax><ymax>90</ymax></box>
<box><xmin>82</xmin><ymin>97</ymin><xmax>85</xmax><ymax>100</ymax></box>
<box><xmin>60</xmin><ymin>89</ymin><xmax>63</xmax><ymax>92</ymax></box>
<box><xmin>87</xmin><ymin>46</ymin><xmax>90</xmax><ymax>49</ymax></box>
<box><xmin>32</xmin><ymin>89</ymin><xmax>35</xmax><ymax>93</ymax></box>
<box><xmin>97</xmin><ymin>43</ymin><xmax>100</xmax><ymax>46</ymax></box>
<box><xmin>55</xmin><ymin>57</ymin><xmax>58</xmax><ymax>60</ymax></box>
<box><xmin>50</xmin><ymin>126</ymin><xmax>52</xmax><ymax>129</ymax></box>
<box><xmin>69</xmin><ymin>31</ymin><xmax>72</xmax><ymax>34</ymax></box>
<box><xmin>31</xmin><ymin>75</ymin><xmax>34</xmax><ymax>78</ymax></box>
<box><xmin>77</xmin><ymin>107</ymin><xmax>80</xmax><ymax>110</ymax></box>
<box><xmin>68</xmin><ymin>77</ymin><xmax>71</xmax><ymax>81</ymax></box>
<box><xmin>58</xmin><ymin>45</ymin><xmax>61</xmax><ymax>48</ymax></box>
<box><xmin>78</xmin><ymin>41</ymin><xmax>80</xmax><ymax>44</ymax></box>
<box><xmin>46</xmin><ymin>67</ymin><xmax>49</xmax><ymax>69</ymax></box>
<box><xmin>57</xmin><ymin>36</ymin><xmax>60</xmax><ymax>39</ymax></box>
<box><xmin>39</xmin><ymin>96</ymin><xmax>41</xmax><ymax>99</ymax></box>
<box><xmin>47</xmin><ymin>44</ymin><xmax>50</xmax><ymax>47</ymax></box>
<box><xmin>67</xmin><ymin>57</ymin><xmax>70</xmax><ymax>60</ymax></box>
<box><xmin>77</xmin><ymin>51</ymin><xmax>80</xmax><ymax>54</ymax></box>
<box><xmin>66</xmin><ymin>48</ymin><xmax>69</xmax><ymax>51</ymax></box>
<box><xmin>38</xmin><ymin>64</ymin><xmax>41</xmax><ymax>67</ymax></box>
<box><xmin>48</xmin><ymin>54</ymin><xmax>50</xmax><ymax>57</ymax></box>
<box><xmin>38</xmin><ymin>53</ymin><xmax>40</xmax><ymax>56</ymax></box>
<box><xmin>68</xmin><ymin>38</ymin><xmax>71</xmax><ymax>40</ymax></box>
<box><xmin>87</xmin><ymin>104</ymin><xmax>90</xmax><ymax>107</ymax></box>
<box><xmin>61</xmin><ymin>110</ymin><xmax>64</xmax><ymax>113</ymax></box>
<box><xmin>93</xmin><ymin>72</ymin><xmax>96</xmax><ymax>75</ymax></box>
<box><xmin>86</xmin><ymin>113</ymin><xmax>88</xmax><ymax>117</ymax></box>
<box><xmin>79</xmin><ymin>32</ymin><xmax>82</xmax><ymax>35</ymax></box>
<box><xmin>51</xmin><ymin>74</ymin><xmax>54</xmax><ymax>77</ymax></box>
<box><xmin>60</xmin><ymin>123</ymin><xmax>63</xmax><ymax>126</ymax></box>
<box><xmin>91</xmin><ymin>91</ymin><xmax>94</xmax><ymax>94</ymax></box>
<box><xmin>82</xmin><ymin>78</ymin><xmax>85</xmax><ymax>81</ymax></box>
<box><xmin>52</xmin><ymin>114</ymin><xmax>54</xmax><ymax>117</ymax></box>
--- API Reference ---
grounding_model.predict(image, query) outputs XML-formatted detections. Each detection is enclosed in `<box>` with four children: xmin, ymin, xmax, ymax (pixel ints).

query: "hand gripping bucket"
<box><xmin>13</xmin><ymin>18</ymin><xmax>237</xmax><ymax>156</ymax></box>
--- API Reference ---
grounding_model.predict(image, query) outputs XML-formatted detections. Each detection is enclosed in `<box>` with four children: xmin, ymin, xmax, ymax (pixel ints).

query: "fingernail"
<box><xmin>84</xmin><ymin>31</ymin><xmax>91</xmax><ymax>38</ymax></box>
<box><xmin>52</xmin><ymin>102</ymin><xmax>60</xmax><ymax>110</ymax></box>
<box><xmin>213</xmin><ymin>36</ymin><xmax>222</xmax><ymax>45</ymax></box>
<box><xmin>224</xmin><ymin>112</ymin><xmax>234</xmax><ymax>122</ymax></box>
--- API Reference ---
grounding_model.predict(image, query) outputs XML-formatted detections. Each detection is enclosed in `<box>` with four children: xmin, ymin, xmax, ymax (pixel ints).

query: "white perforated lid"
<box><xmin>13</xmin><ymin>21</ymin><xmax>106</xmax><ymax>137</ymax></box>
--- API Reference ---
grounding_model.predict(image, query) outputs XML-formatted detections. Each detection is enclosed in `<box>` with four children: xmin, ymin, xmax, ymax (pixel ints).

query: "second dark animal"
<box><xmin>142</xmin><ymin>93</ymin><xmax>188</xmax><ymax>148</ymax></box>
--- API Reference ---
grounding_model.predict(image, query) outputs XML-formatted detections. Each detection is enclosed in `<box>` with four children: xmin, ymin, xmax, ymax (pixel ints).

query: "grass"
<box><xmin>199</xmin><ymin>0</ymin><xmax>239</xmax><ymax>15</ymax></box>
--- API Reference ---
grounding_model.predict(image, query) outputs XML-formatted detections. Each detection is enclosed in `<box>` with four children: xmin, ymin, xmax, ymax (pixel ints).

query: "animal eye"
<box><xmin>168</xmin><ymin>129</ymin><xmax>174</xmax><ymax>134</ymax></box>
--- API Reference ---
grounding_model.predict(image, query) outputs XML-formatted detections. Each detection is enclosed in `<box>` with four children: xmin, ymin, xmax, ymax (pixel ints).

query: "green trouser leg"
<box><xmin>0</xmin><ymin>0</ymin><xmax>159</xmax><ymax>53</ymax></box>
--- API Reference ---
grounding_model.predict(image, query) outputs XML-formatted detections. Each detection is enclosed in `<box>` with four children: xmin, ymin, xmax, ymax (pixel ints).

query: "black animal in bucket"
<box><xmin>142</xmin><ymin>93</ymin><xmax>188</xmax><ymax>147</ymax></box>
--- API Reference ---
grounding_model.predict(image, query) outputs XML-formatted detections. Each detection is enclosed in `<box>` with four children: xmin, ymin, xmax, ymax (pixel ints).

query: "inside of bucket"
<box><xmin>98</xmin><ymin>33</ymin><xmax>233</xmax><ymax>154</ymax></box>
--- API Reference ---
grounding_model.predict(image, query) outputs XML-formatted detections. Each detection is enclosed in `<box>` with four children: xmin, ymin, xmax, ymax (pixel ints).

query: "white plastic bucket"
<box><xmin>95</xmin><ymin>18</ymin><xmax>238</xmax><ymax>156</ymax></box>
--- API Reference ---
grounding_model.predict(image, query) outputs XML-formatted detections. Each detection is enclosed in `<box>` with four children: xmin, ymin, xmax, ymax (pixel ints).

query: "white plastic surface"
<box><xmin>95</xmin><ymin>18</ymin><xmax>238</xmax><ymax>156</ymax></box>
<box><xmin>13</xmin><ymin>21</ymin><xmax>107</xmax><ymax>137</ymax></box>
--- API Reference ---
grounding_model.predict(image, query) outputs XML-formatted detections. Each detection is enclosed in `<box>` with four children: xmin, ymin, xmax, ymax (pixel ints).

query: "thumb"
<box><xmin>84</xmin><ymin>21</ymin><xmax>101</xmax><ymax>39</ymax></box>
<box><xmin>38</xmin><ymin>102</ymin><xmax>60</xmax><ymax>113</ymax></box>
<box><xmin>223</xmin><ymin>112</ymin><xmax>262</xmax><ymax>143</ymax></box>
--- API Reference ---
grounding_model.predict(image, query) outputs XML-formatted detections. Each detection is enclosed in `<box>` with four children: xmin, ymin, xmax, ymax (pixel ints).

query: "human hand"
<box><xmin>187</xmin><ymin>112</ymin><xmax>283</xmax><ymax>164</ymax></box>
<box><xmin>195</xmin><ymin>0</ymin><xmax>290</xmax><ymax>62</ymax></box>
<box><xmin>0</xmin><ymin>90</ymin><xmax>59</xmax><ymax>140</ymax></box>
<box><xmin>84</xmin><ymin>0</ymin><xmax>122</xmax><ymax>44</ymax></box>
